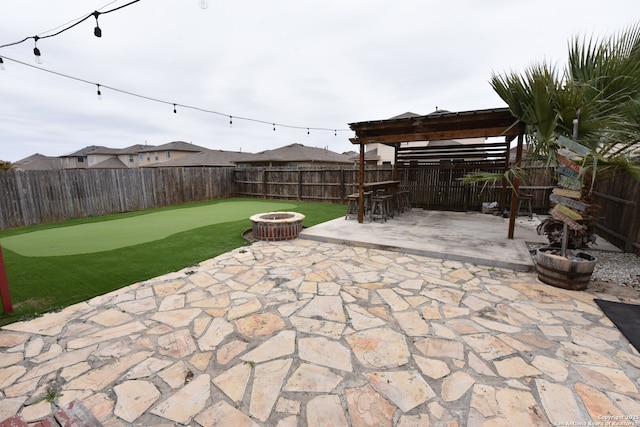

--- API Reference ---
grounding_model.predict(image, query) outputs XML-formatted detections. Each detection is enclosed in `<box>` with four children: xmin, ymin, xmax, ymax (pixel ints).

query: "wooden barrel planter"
<box><xmin>536</xmin><ymin>247</ymin><xmax>597</xmax><ymax>291</ymax></box>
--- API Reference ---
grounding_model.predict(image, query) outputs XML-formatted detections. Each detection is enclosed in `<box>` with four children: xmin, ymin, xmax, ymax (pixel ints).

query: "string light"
<box><xmin>0</xmin><ymin>57</ymin><xmax>5</xmax><ymax>71</ymax></box>
<box><xmin>92</xmin><ymin>12</ymin><xmax>102</xmax><ymax>38</ymax></box>
<box><xmin>0</xmin><ymin>1</ymin><xmax>141</xmax><ymax>53</ymax></box>
<box><xmin>173</xmin><ymin>104</ymin><xmax>177</xmax><ymax>113</ymax></box>
<box><xmin>96</xmin><ymin>84</ymin><xmax>102</xmax><ymax>100</ymax></box>
<box><xmin>0</xmin><ymin>55</ymin><xmax>352</xmax><ymax>138</ymax></box>
<box><xmin>33</xmin><ymin>37</ymin><xmax>42</xmax><ymax>64</ymax></box>
<box><xmin>229</xmin><ymin>116</ymin><xmax>233</xmax><ymax>127</ymax></box>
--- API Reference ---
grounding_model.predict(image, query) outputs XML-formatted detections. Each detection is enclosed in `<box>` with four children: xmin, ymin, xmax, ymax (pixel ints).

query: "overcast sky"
<box><xmin>1</xmin><ymin>1</ymin><xmax>638</xmax><ymax>162</ymax></box>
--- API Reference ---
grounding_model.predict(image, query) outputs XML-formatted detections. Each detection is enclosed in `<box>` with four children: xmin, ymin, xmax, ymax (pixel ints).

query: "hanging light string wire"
<box><xmin>0</xmin><ymin>0</ymin><xmax>141</xmax><ymax>50</ymax></box>
<box><xmin>0</xmin><ymin>54</ymin><xmax>350</xmax><ymax>134</ymax></box>
<box><xmin>35</xmin><ymin>0</ymin><xmax>120</xmax><ymax>38</ymax></box>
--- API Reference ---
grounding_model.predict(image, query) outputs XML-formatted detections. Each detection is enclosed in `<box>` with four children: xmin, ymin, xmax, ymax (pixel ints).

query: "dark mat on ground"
<box><xmin>594</xmin><ymin>299</ymin><xmax>640</xmax><ymax>353</ymax></box>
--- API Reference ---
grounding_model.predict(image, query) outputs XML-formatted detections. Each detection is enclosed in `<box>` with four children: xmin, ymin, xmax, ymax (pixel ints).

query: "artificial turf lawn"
<box><xmin>1</xmin><ymin>200</ymin><xmax>296</xmax><ymax>256</ymax></box>
<box><xmin>0</xmin><ymin>198</ymin><xmax>345</xmax><ymax>326</ymax></box>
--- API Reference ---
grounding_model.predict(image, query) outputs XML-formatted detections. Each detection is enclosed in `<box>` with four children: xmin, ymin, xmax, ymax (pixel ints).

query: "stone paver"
<box><xmin>1</xmin><ymin>239</ymin><xmax>640</xmax><ymax>426</ymax></box>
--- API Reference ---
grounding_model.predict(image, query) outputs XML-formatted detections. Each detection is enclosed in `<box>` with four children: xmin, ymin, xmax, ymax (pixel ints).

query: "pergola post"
<box><xmin>358</xmin><ymin>141</ymin><xmax>365</xmax><ymax>223</ymax></box>
<box><xmin>508</xmin><ymin>133</ymin><xmax>525</xmax><ymax>239</ymax></box>
<box><xmin>393</xmin><ymin>143</ymin><xmax>399</xmax><ymax>180</ymax></box>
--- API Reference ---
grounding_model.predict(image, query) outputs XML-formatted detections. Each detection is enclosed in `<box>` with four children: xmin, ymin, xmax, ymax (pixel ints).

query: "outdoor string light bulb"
<box><xmin>33</xmin><ymin>36</ymin><xmax>42</xmax><ymax>64</ymax></box>
<box><xmin>93</xmin><ymin>12</ymin><xmax>102</xmax><ymax>38</ymax></box>
<box><xmin>96</xmin><ymin>84</ymin><xmax>102</xmax><ymax>100</ymax></box>
<box><xmin>0</xmin><ymin>58</ymin><xmax>5</xmax><ymax>71</ymax></box>
<box><xmin>198</xmin><ymin>0</ymin><xmax>209</xmax><ymax>9</ymax></box>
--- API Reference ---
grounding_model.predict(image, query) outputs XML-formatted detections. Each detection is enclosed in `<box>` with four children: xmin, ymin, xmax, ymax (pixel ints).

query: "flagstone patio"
<box><xmin>1</xmin><ymin>237</ymin><xmax>640</xmax><ymax>426</ymax></box>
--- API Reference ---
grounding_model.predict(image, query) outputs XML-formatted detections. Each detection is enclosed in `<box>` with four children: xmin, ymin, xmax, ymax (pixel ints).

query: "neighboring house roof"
<box><xmin>144</xmin><ymin>149</ymin><xmax>254</xmax><ymax>167</ymax></box>
<box><xmin>60</xmin><ymin>145</ymin><xmax>116</xmax><ymax>157</ymax></box>
<box><xmin>90</xmin><ymin>158</ymin><xmax>128</xmax><ymax>169</ymax></box>
<box><xmin>350</xmin><ymin>148</ymin><xmax>381</xmax><ymax>162</ymax></box>
<box><xmin>116</xmin><ymin>144</ymin><xmax>153</xmax><ymax>154</ymax></box>
<box><xmin>389</xmin><ymin>112</ymin><xmax>421</xmax><ymax>120</ymax></box>
<box><xmin>246</xmin><ymin>143</ymin><xmax>354</xmax><ymax>164</ymax></box>
<box><xmin>138</xmin><ymin>141</ymin><xmax>208</xmax><ymax>153</ymax></box>
<box><xmin>13</xmin><ymin>153</ymin><xmax>63</xmax><ymax>170</ymax></box>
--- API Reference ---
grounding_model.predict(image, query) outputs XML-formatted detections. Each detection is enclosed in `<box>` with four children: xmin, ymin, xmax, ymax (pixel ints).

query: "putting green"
<box><xmin>0</xmin><ymin>201</ymin><xmax>296</xmax><ymax>257</ymax></box>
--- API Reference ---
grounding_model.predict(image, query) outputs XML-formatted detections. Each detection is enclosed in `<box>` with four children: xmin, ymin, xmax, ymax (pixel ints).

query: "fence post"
<box><xmin>0</xmin><ymin>244</ymin><xmax>13</xmax><ymax>314</ymax></box>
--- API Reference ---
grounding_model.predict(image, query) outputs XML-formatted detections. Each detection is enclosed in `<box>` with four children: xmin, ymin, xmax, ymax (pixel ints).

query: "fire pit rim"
<box><xmin>249</xmin><ymin>211</ymin><xmax>305</xmax><ymax>223</ymax></box>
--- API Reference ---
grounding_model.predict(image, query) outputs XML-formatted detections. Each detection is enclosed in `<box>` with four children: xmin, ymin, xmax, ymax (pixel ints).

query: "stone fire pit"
<box><xmin>249</xmin><ymin>212</ymin><xmax>305</xmax><ymax>241</ymax></box>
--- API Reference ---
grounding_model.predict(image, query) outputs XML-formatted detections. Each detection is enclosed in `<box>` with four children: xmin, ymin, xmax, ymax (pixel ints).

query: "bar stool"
<box><xmin>517</xmin><ymin>190</ymin><xmax>533</xmax><ymax>218</ymax></box>
<box><xmin>403</xmin><ymin>190</ymin><xmax>412</xmax><ymax>211</ymax></box>
<box><xmin>394</xmin><ymin>192</ymin><xmax>403</xmax><ymax>215</ymax></box>
<box><xmin>398</xmin><ymin>190</ymin><xmax>411</xmax><ymax>213</ymax></box>
<box><xmin>363</xmin><ymin>191</ymin><xmax>373</xmax><ymax>220</ymax></box>
<box><xmin>370</xmin><ymin>194</ymin><xmax>389</xmax><ymax>222</ymax></box>
<box><xmin>345</xmin><ymin>193</ymin><xmax>359</xmax><ymax>220</ymax></box>
<box><xmin>376</xmin><ymin>189</ymin><xmax>393</xmax><ymax>219</ymax></box>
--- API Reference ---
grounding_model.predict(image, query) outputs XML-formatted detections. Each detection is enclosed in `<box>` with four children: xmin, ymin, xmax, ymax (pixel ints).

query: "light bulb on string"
<box><xmin>0</xmin><ymin>57</ymin><xmax>5</xmax><ymax>71</ymax></box>
<box><xmin>273</xmin><ymin>123</ymin><xmax>276</xmax><ymax>131</ymax></box>
<box><xmin>307</xmin><ymin>128</ymin><xmax>310</xmax><ymax>137</ymax></box>
<box><xmin>173</xmin><ymin>104</ymin><xmax>177</xmax><ymax>113</ymax></box>
<box><xmin>198</xmin><ymin>0</ymin><xmax>209</xmax><ymax>9</ymax></box>
<box><xmin>229</xmin><ymin>116</ymin><xmax>233</xmax><ymax>127</ymax></box>
<box><xmin>334</xmin><ymin>130</ymin><xmax>337</xmax><ymax>137</ymax></box>
<box><xmin>96</xmin><ymin>84</ymin><xmax>102</xmax><ymax>100</ymax></box>
<box><xmin>93</xmin><ymin>12</ymin><xmax>102</xmax><ymax>38</ymax></box>
<box><xmin>33</xmin><ymin>36</ymin><xmax>42</xmax><ymax>64</ymax></box>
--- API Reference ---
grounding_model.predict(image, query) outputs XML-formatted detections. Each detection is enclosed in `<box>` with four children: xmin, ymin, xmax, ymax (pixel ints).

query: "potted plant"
<box><xmin>467</xmin><ymin>24</ymin><xmax>640</xmax><ymax>290</ymax></box>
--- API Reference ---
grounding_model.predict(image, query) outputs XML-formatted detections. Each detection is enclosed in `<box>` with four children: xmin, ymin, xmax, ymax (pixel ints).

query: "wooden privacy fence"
<box><xmin>234</xmin><ymin>167</ymin><xmax>395</xmax><ymax>202</ymax></box>
<box><xmin>398</xmin><ymin>163</ymin><xmax>555</xmax><ymax>212</ymax></box>
<box><xmin>0</xmin><ymin>167</ymin><xmax>235</xmax><ymax>229</ymax></box>
<box><xmin>592</xmin><ymin>173</ymin><xmax>640</xmax><ymax>255</ymax></box>
<box><xmin>1</xmin><ymin>165</ymin><xmax>637</xmax><ymax>254</ymax></box>
<box><xmin>234</xmin><ymin>165</ymin><xmax>554</xmax><ymax>212</ymax></box>
<box><xmin>398</xmin><ymin>162</ymin><xmax>506</xmax><ymax>211</ymax></box>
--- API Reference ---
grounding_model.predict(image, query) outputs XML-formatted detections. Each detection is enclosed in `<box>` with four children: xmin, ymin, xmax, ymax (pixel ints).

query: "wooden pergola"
<box><xmin>349</xmin><ymin>107</ymin><xmax>527</xmax><ymax>238</ymax></box>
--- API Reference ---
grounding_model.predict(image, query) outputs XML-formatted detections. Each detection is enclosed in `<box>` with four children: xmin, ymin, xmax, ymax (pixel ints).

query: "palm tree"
<box><xmin>485</xmin><ymin>23</ymin><xmax>640</xmax><ymax>248</ymax></box>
